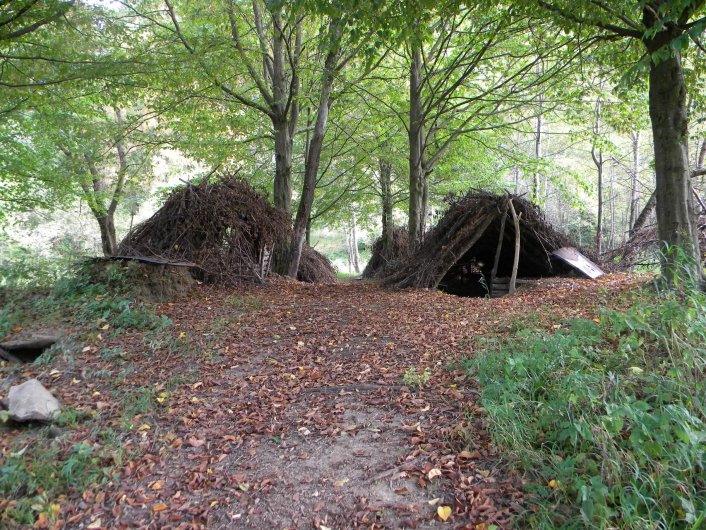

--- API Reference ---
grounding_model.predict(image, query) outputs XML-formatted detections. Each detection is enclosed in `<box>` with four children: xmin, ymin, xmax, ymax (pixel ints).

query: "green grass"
<box><xmin>224</xmin><ymin>294</ymin><xmax>263</xmax><ymax>311</ymax></box>
<box><xmin>0</xmin><ymin>439</ymin><xmax>121</xmax><ymax>525</ymax></box>
<box><xmin>465</xmin><ymin>282</ymin><xmax>706</xmax><ymax>529</ymax></box>
<box><xmin>1</xmin><ymin>266</ymin><xmax>172</xmax><ymax>344</ymax></box>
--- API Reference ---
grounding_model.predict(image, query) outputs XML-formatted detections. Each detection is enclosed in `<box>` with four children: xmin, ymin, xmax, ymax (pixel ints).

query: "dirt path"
<box><xmin>1</xmin><ymin>275</ymin><xmax>639</xmax><ymax>529</ymax></box>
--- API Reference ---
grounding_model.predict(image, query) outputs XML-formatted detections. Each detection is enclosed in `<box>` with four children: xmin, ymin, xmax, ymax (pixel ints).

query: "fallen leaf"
<box><xmin>437</xmin><ymin>505</ymin><xmax>452</xmax><ymax>521</ymax></box>
<box><xmin>427</xmin><ymin>468</ymin><xmax>442</xmax><ymax>480</ymax></box>
<box><xmin>152</xmin><ymin>503</ymin><xmax>168</xmax><ymax>512</ymax></box>
<box><xmin>188</xmin><ymin>438</ymin><xmax>206</xmax><ymax>447</ymax></box>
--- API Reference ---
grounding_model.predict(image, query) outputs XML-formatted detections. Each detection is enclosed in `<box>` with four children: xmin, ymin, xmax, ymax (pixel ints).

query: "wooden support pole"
<box><xmin>508</xmin><ymin>198</ymin><xmax>522</xmax><ymax>295</ymax></box>
<box><xmin>491</xmin><ymin>200</ymin><xmax>509</xmax><ymax>285</ymax></box>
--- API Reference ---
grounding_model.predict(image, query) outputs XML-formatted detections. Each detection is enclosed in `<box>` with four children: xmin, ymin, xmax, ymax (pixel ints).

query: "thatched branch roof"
<box><xmin>384</xmin><ymin>191</ymin><xmax>578</xmax><ymax>289</ymax></box>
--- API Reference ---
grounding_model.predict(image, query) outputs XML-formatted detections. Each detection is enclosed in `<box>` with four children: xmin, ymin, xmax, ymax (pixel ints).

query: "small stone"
<box><xmin>7</xmin><ymin>379</ymin><xmax>61</xmax><ymax>422</ymax></box>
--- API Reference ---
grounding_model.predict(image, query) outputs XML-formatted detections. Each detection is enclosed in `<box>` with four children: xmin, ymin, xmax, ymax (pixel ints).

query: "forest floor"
<box><xmin>0</xmin><ymin>274</ymin><xmax>642</xmax><ymax>529</ymax></box>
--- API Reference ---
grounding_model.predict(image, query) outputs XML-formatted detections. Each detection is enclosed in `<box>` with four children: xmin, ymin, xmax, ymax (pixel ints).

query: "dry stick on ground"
<box><xmin>508</xmin><ymin>197</ymin><xmax>522</xmax><ymax>295</ymax></box>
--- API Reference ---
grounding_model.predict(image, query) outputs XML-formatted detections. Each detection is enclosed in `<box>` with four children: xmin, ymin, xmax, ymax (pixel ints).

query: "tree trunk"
<box><xmin>351</xmin><ymin>213</ymin><xmax>360</xmax><ymax>274</ymax></box>
<box><xmin>421</xmin><ymin>174</ymin><xmax>429</xmax><ymax>235</ymax></box>
<box><xmin>647</xmin><ymin>44</ymin><xmax>701</xmax><ymax>283</ymax></box>
<box><xmin>698</xmin><ymin>138</ymin><xmax>706</xmax><ymax>169</ymax></box>
<box><xmin>95</xmin><ymin>212</ymin><xmax>118</xmax><ymax>256</ymax></box>
<box><xmin>379</xmin><ymin>158</ymin><xmax>393</xmax><ymax>256</ymax></box>
<box><xmin>273</xmin><ymin>118</ymin><xmax>293</xmax><ymax>214</ymax></box>
<box><xmin>593</xmin><ymin>146</ymin><xmax>604</xmax><ymax>255</ymax></box>
<box><xmin>592</xmin><ymin>95</ymin><xmax>604</xmax><ymax>255</ymax></box>
<box><xmin>346</xmin><ymin>229</ymin><xmax>353</xmax><ymax>273</ymax></box>
<box><xmin>287</xmin><ymin>28</ymin><xmax>339</xmax><ymax>277</ymax></box>
<box><xmin>508</xmin><ymin>199</ymin><xmax>521</xmax><ymax>295</ymax></box>
<box><xmin>631</xmin><ymin>191</ymin><xmax>656</xmax><ymax>235</ymax></box>
<box><xmin>629</xmin><ymin>131</ymin><xmax>641</xmax><ymax>230</ymax></box>
<box><xmin>532</xmin><ymin>111</ymin><xmax>542</xmax><ymax>204</ymax></box>
<box><xmin>531</xmin><ymin>61</ymin><xmax>544</xmax><ymax>204</ymax></box>
<box><xmin>608</xmin><ymin>159</ymin><xmax>616</xmax><ymax>250</ymax></box>
<box><xmin>408</xmin><ymin>42</ymin><xmax>425</xmax><ymax>251</ymax></box>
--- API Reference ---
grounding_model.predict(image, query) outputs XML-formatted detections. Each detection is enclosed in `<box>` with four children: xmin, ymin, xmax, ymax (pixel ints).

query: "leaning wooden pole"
<box><xmin>491</xmin><ymin>199</ymin><xmax>509</xmax><ymax>288</ymax></box>
<box><xmin>508</xmin><ymin>198</ymin><xmax>522</xmax><ymax>295</ymax></box>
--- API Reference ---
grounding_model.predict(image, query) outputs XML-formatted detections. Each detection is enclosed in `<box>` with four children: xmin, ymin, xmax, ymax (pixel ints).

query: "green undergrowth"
<box><xmin>466</xmin><ymin>282</ymin><xmax>706</xmax><ymax>529</ymax></box>
<box><xmin>0</xmin><ymin>439</ymin><xmax>122</xmax><ymax>526</ymax></box>
<box><xmin>1</xmin><ymin>264</ymin><xmax>171</xmax><ymax>340</ymax></box>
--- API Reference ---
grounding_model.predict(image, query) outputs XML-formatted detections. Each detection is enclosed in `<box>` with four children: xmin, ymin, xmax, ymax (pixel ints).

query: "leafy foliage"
<box><xmin>468</xmin><ymin>283</ymin><xmax>706</xmax><ymax>528</ymax></box>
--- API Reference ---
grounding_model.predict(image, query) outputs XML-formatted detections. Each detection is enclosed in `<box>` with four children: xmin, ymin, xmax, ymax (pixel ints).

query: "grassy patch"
<box><xmin>465</xmin><ymin>285</ymin><xmax>706</xmax><ymax>529</ymax></box>
<box><xmin>224</xmin><ymin>294</ymin><xmax>263</xmax><ymax>311</ymax></box>
<box><xmin>0</xmin><ymin>439</ymin><xmax>121</xmax><ymax>526</ymax></box>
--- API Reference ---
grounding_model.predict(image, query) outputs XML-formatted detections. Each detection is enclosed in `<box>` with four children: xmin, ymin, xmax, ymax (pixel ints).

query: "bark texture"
<box><xmin>647</xmin><ymin>40</ymin><xmax>701</xmax><ymax>282</ymax></box>
<box><xmin>408</xmin><ymin>43</ymin><xmax>426</xmax><ymax>251</ymax></box>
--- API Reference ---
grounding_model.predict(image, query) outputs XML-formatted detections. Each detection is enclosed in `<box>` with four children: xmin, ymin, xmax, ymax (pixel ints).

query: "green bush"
<box><xmin>0</xmin><ymin>234</ymin><xmax>87</xmax><ymax>291</ymax></box>
<box><xmin>466</xmin><ymin>285</ymin><xmax>706</xmax><ymax>529</ymax></box>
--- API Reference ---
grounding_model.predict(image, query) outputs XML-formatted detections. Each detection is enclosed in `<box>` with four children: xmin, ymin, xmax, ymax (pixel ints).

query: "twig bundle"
<box><xmin>119</xmin><ymin>175</ymin><xmax>291</xmax><ymax>284</ymax></box>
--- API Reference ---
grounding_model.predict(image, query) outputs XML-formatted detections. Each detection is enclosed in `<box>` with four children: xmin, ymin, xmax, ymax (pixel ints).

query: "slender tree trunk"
<box><xmin>351</xmin><ymin>213</ymin><xmax>360</xmax><ymax>274</ymax></box>
<box><xmin>631</xmin><ymin>191</ymin><xmax>656</xmax><ymax>235</ymax></box>
<box><xmin>592</xmin><ymin>96</ymin><xmax>604</xmax><ymax>255</ymax></box>
<box><xmin>532</xmin><ymin>110</ymin><xmax>542</xmax><ymax>204</ymax></box>
<box><xmin>305</xmin><ymin>217</ymin><xmax>311</xmax><ymax>245</ymax></box>
<box><xmin>379</xmin><ymin>158</ymin><xmax>393</xmax><ymax>256</ymax></box>
<box><xmin>608</xmin><ymin>160</ymin><xmax>616</xmax><ymax>250</ymax></box>
<box><xmin>421</xmin><ymin>175</ymin><xmax>429</xmax><ymax>235</ymax></box>
<box><xmin>593</xmin><ymin>147</ymin><xmax>604</xmax><ymax>255</ymax></box>
<box><xmin>629</xmin><ymin>131</ymin><xmax>641</xmax><ymax>230</ymax></box>
<box><xmin>698</xmin><ymin>138</ymin><xmax>706</xmax><ymax>169</ymax></box>
<box><xmin>408</xmin><ymin>42</ymin><xmax>425</xmax><ymax>251</ymax></box>
<box><xmin>647</xmin><ymin>43</ymin><xmax>701</xmax><ymax>283</ymax></box>
<box><xmin>346</xmin><ymin>229</ymin><xmax>353</xmax><ymax>273</ymax></box>
<box><xmin>531</xmin><ymin>61</ymin><xmax>544</xmax><ymax>204</ymax></box>
<box><xmin>288</xmin><ymin>28</ymin><xmax>339</xmax><ymax>277</ymax></box>
<box><xmin>508</xmin><ymin>199</ymin><xmax>521</xmax><ymax>295</ymax></box>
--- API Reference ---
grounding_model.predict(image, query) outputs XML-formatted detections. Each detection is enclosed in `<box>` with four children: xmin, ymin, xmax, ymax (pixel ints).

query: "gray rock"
<box><xmin>7</xmin><ymin>379</ymin><xmax>61</xmax><ymax>422</ymax></box>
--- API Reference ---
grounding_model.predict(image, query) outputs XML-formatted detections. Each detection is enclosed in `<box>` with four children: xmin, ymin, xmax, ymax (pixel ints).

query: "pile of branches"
<box><xmin>607</xmin><ymin>215</ymin><xmax>706</xmax><ymax>268</ymax></box>
<box><xmin>119</xmin><ymin>175</ymin><xmax>291</xmax><ymax>284</ymax></box>
<box><xmin>384</xmin><ymin>191</ymin><xmax>575</xmax><ymax>289</ymax></box>
<box><xmin>362</xmin><ymin>226</ymin><xmax>410</xmax><ymax>279</ymax></box>
<box><xmin>297</xmin><ymin>245</ymin><xmax>337</xmax><ymax>283</ymax></box>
